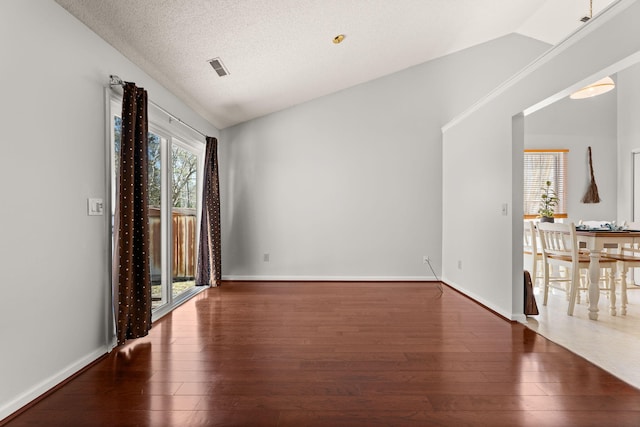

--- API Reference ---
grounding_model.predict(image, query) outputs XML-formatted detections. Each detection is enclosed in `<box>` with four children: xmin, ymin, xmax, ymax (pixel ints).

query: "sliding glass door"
<box><xmin>110</xmin><ymin>99</ymin><xmax>203</xmax><ymax>316</ymax></box>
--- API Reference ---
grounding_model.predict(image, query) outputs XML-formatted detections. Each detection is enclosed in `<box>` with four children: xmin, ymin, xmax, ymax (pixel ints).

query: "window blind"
<box><xmin>524</xmin><ymin>149</ymin><xmax>568</xmax><ymax>219</ymax></box>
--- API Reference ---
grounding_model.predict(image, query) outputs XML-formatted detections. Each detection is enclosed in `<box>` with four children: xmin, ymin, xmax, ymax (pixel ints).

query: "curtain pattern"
<box><xmin>196</xmin><ymin>136</ymin><xmax>222</xmax><ymax>286</ymax></box>
<box><xmin>116</xmin><ymin>82</ymin><xmax>152</xmax><ymax>346</ymax></box>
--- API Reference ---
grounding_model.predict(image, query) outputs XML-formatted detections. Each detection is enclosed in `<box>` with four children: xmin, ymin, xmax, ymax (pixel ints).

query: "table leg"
<box><xmin>621</xmin><ymin>268</ymin><xmax>628</xmax><ymax>316</ymax></box>
<box><xmin>609</xmin><ymin>268</ymin><xmax>617</xmax><ymax>316</ymax></box>
<box><xmin>588</xmin><ymin>253</ymin><xmax>600</xmax><ymax>320</ymax></box>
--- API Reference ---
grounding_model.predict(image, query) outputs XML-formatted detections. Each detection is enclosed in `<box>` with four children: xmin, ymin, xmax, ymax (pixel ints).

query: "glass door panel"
<box><xmin>171</xmin><ymin>143</ymin><xmax>198</xmax><ymax>299</ymax></box>
<box><xmin>147</xmin><ymin>132</ymin><xmax>165</xmax><ymax>308</ymax></box>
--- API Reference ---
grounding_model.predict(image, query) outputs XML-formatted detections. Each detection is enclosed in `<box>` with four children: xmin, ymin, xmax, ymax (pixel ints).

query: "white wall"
<box><xmin>220</xmin><ymin>34</ymin><xmax>549</xmax><ymax>281</ymax></box>
<box><xmin>442</xmin><ymin>0</ymin><xmax>640</xmax><ymax>320</ymax></box>
<box><xmin>525</xmin><ymin>89</ymin><xmax>618</xmax><ymax>223</ymax></box>
<box><xmin>617</xmin><ymin>62</ymin><xmax>640</xmax><ymax>223</ymax></box>
<box><xmin>0</xmin><ymin>0</ymin><xmax>218</xmax><ymax>419</ymax></box>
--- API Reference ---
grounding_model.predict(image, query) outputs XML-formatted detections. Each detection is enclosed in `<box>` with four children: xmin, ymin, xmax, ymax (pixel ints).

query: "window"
<box><xmin>524</xmin><ymin>149</ymin><xmax>568</xmax><ymax>219</ymax></box>
<box><xmin>110</xmin><ymin>97</ymin><xmax>204</xmax><ymax>318</ymax></box>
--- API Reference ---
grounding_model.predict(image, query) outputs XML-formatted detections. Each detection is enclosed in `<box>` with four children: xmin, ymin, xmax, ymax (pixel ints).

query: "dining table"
<box><xmin>576</xmin><ymin>229</ymin><xmax>640</xmax><ymax>320</ymax></box>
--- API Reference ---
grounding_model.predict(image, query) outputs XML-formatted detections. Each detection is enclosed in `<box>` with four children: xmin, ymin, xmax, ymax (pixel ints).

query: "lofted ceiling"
<box><xmin>55</xmin><ymin>0</ymin><xmax>616</xmax><ymax>129</ymax></box>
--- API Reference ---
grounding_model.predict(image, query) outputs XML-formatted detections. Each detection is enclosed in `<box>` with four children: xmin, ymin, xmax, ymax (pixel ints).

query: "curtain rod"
<box><xmin>109</xmin><ymin>75</ymin><xmax>208</xmax><ymax>139</ymax></box>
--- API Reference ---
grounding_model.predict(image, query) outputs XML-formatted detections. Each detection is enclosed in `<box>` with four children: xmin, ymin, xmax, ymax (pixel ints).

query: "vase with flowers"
<box><xmin>538</xmin><ymin>180</ymin><xmax>559</xmax><ymax>223</ymax></box>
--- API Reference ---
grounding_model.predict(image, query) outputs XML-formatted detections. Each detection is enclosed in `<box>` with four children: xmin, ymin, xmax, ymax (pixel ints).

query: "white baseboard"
<box><xmin>0</xmin><ymin>346</ymin><xmax>108</xmax><ymax>421</ymax></box>
<box><xmin>222</xmin><ymin>275</ymin><xmax>437</xmax><ymax>282</ymax></box>
<box><xmin>512</xmin><ymin>314</ymin><xmax>528</xmax><ymax>323</ymax></box>
<box><xmin>441</xmin><ymin>276</ymin><xmax>519</xmax><ymax>320</ymax></box>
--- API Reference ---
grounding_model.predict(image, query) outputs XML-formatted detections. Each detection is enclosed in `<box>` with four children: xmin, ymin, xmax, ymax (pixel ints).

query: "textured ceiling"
<box><xmin>55</xmin><ymin>0</ymin><xmax>616</xmax><ymax>129</ymax></box>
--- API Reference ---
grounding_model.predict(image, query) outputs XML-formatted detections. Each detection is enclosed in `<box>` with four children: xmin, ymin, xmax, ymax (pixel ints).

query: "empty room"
<box><xmin>2</xmin><ymin>1</ymin><xmax>640</xmax><ymax>426</ymax></box>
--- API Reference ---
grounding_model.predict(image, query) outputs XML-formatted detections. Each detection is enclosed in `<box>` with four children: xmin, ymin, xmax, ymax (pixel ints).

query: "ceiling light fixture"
<box><xmin>570</xmin><ymin>76</ymin><xmax>615</xmax><ymax>99</ymax></box>
<box><xmin>569</xmin><ymin>2</ymin><xmax>615</xmax><ymax>100</ymax></box>
<box><xmin>579</xmin><ymin>0</ymin><xmax>593</xmax><ymax>22</ymax></box>
<box><xmin>332</xmin><ymin>34</ymin><xmax>345</xmax><ymax>44</ymax></box>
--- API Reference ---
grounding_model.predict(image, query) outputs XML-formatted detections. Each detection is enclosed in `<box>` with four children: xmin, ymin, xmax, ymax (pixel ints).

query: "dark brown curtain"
<box><xmin>196</xmin><ymin>136</ymin><xmax>222</xmax><ymax>286</ymax></box>
<box><xmin>116</xmin><ymin>82</ymin><xmax>152</xmax><ymax>346</ymax></box>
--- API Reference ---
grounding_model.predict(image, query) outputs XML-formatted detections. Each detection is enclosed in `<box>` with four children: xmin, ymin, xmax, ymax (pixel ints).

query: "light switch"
<box><xmin>501</xmin><ymin>203</ymin><xmax>508</xmax><ymax>216</ymax></box>
<box><xmin>88</xmin><ymin>198</ymin><xmax>104</xmax><ymax>216</ymax></box>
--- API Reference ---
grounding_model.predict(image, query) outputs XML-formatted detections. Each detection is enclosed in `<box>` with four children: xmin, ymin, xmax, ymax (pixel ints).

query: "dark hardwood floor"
<box><xmin>4</xmin><ymin>281</ymin><xmax>640</xmax><ymax>426</ymax></box>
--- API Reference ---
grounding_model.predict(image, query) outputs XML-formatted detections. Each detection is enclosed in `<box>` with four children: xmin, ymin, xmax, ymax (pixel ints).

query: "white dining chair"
<box><xmin>537</xmin><ymin>222</ymin><xmax>617</xmax><ymax>316</ymax></box>
<box><xmin>523</xmin><ymin>221</ymin><xmax>543</xmax><ymax>287</ymax></box>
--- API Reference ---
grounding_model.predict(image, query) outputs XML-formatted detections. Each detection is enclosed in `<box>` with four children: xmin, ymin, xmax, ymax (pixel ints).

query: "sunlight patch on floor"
<box><xmin>524</xmin><ymin>283</ymin><xmax>640</xmax><ymax>389</ymax></box>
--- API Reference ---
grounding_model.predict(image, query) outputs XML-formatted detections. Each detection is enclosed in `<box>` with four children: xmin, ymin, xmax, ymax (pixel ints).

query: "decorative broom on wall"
<box><xmin>581</xmin><ymin>146</ymin><xmax>600</xmax><ymax>203</ymax></box>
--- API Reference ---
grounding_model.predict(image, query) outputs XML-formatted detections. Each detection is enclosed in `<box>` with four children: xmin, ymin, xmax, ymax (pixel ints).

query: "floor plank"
<box><xmin>3</xmin><ymin>281</ymin><xmax>640</xmax><ymax>426</ymax></box>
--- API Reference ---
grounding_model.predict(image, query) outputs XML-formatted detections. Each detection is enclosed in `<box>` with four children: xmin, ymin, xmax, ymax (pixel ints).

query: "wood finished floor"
<box><xmin>4</xmin><ymin>281</ymin><xmax>640</xmax><ymax>427</ymax></box>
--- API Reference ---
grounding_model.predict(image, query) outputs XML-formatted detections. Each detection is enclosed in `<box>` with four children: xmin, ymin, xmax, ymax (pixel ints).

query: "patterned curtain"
<box><xmin>196</xmin><ymin>136</ymin><xmax>222</xmax><ymax>286</ymax></box>
<box><xmin>116</xmin><ymin>82</ymin><xmax>152</xmax><ymax>346</ymax></box>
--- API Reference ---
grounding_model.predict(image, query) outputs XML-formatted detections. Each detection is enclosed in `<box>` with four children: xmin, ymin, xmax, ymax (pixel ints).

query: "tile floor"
<box><xmin>524</xmin><ymin>280</ymin><xmax>640</xmax><ymax>389</ymax></box>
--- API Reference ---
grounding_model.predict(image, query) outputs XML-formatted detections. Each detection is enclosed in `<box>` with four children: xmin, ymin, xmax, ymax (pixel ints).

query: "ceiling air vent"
<box><xmin>208</xmin><ymin>57</ymin><xmax>229</xmax><ymax>77</ymax></box>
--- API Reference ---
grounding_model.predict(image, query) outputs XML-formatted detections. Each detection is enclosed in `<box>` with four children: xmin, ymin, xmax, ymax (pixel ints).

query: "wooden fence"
<box><xmin>148</xmin><ymin>207</ymin><xmax>197</xmax><ymax>283</ymax></box>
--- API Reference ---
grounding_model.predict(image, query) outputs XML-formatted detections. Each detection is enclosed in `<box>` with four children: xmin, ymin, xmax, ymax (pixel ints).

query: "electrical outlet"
<box><xmin>423</xmin><ymin>255</ymin><xmax>430</xmax><ymax>264</ymax></box>
<box><xmin>458</xmin><ymin>260</ymin><xmax>462</xmax><ymax>269</ymax></box>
